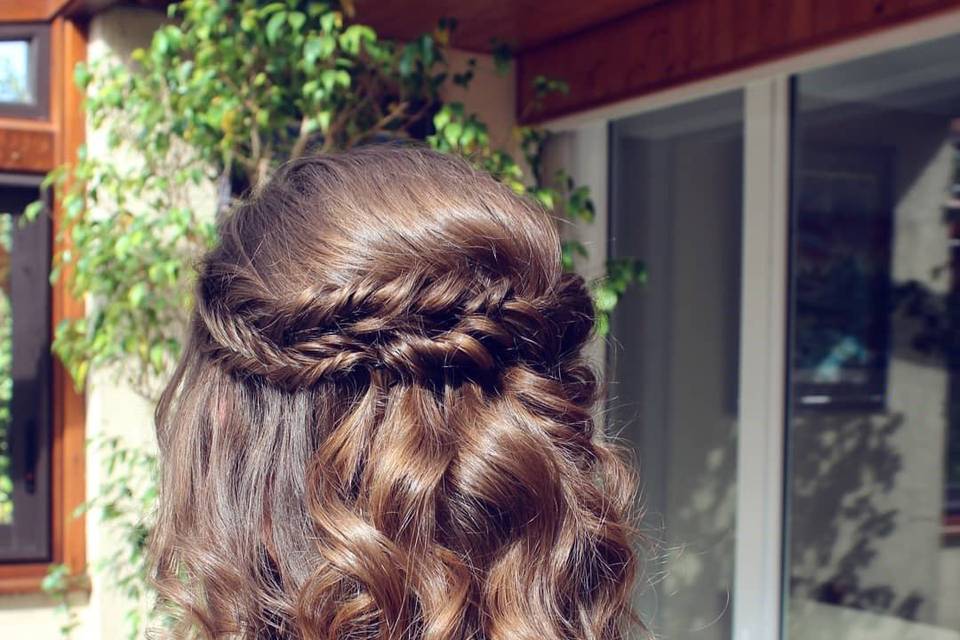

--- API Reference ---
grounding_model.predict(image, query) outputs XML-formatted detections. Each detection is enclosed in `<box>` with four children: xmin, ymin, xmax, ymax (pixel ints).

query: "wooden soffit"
<box><xmin>517</xmin><ymin>0</ymin><xmax>960</xmax><ymax>122</ymax></box>
<box><xmin>13</xmin><ymin>0</ymin><xmax>960</xmax><ymax>125</ymax></box>
<box><xmin>353</xmin><ymin>0</ymin><xmax>668</xmax><ymax>52</ymax></box>
<box><xmin>0</xmin><ymin>0</ymin><xmax>72</xmax><ymax>21</ymax></box>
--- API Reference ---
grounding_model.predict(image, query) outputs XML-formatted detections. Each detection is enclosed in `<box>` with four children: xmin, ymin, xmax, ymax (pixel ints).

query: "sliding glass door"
<box><xmin>785</xmin><ymin>31</ymin><xmax>960</xmax><ymax>640</ymax></box>
<box><xmin>577</xmin><ymin>16</ymin><xmax>960</xmax><ymax>640</ymax></box>
<box><xmin>608</xmin><ymin>90</ymin><xmax>744</xmax><ymax>640</ymax></box>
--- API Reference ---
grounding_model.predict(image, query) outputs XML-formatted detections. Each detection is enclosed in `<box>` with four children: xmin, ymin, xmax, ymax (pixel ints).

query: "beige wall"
<box><xmin>442</xmin><ymin>49</ymin><xmax>516</xmax><ymax>157</ymax></box>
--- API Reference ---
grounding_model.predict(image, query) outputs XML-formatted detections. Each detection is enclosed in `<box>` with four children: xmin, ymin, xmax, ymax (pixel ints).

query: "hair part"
<box><xmin>150</xmin><ymin>144</ymin><xmax>645</xmax><ymax>640</ymax></box>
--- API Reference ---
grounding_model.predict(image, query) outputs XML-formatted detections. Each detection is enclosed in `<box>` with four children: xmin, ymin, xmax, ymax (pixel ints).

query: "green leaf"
<box><xmin>443</xmin><ymin>120</ymin><xmax>463</xmax><ymax>147</ymax></box>
<box><xmin>149</xmin><ymin>344</ymin><xmax>166</xmax><ymax>371</ymax></box>
<box><xmin>259</xmin><ymin>2</ymin><xmax>285</xmax><ymax>17</ymax></box>
<box><xmin>241</xmin><ymin>11</ymin><xmax>256</xmax><ymax>32</ymax></box>
<box><xmin>23</xmin><ymin>200</ymin><xmax>45</xmax><ymax>221</ymax></box>
<box><xmin>64</xmin><ymin>194</ymin><xmax>84</xmax><ymax>218</ymax></box>
<box><xmin>594</xmin><ymin>287</ymin><xmax>618</xmax><ymax>312</ymax></box>
<box><xmin>320</xmin><ymin>68</ymin><xmax>338</xmax><ymax>91</ymax></box>
<box><xmin>288</xmin><ymin>11</ymin><xmax>306</xmax><ymax>31</ymax></box>
<box><xmin>316</xmin><ymin>110</ymin><xmax>332</xmax><ymax>131</ymax></box>
<box><xmin>265</xmin><ymin>11</ymin><xmax>287</xmax><ymax>44</ymax></box>
<box><xmin>73</xmin><ymin>62</ymin><xmax>91</xmax><ymax>89</ymax></box>
<box><xmin>595</xmin><ymin>312</ymin><xmax>610</xmax><ymax>337</ymax></box>
<box><xmin>127</xmin><ymin>282</ymin><xmax>148</xmax><ymax>307</ymax></box>
<box><xmin>41</xmin><ymin>564</ymin><xmax>70</xmax><ymax>594</ymax></box>
<box><xmin>433</xmin><ymin>106</ymin><xmax>451</xmax><ymax>131</ymax></box>
<box><xmin>339</xmin><ymin>24</ymin><xmax>376</xmax><ymax>55</ymax></box>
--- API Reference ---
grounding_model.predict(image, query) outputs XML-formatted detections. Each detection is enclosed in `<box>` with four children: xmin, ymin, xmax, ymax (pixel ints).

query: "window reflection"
<box><xmin>0</xmin><ymin>183</ymin><xmax>51</xmax><ymax>561</ymax></box>
<box><xmin>0</xmin><ymin>214</ymin><xmax>10</xmax><ymax>524</ymax></box>
<box><xmin>610</xmin><ymin>91</ymin><xmax>743</xmax><ymax>640</ymax></box>
<box><xmin>787</xmin><ymin>32</ymin><xmax>960</xmax><ymax>639</ymax></box>
<box><xmin>794</xmin><ymin>149</ymin><xmax>893</xmax><ymax>409</ymax></box>
<box><xmin>0</xmin><ymin>40</ymin><xmax>31</xmax><ymax>104</ymax></box>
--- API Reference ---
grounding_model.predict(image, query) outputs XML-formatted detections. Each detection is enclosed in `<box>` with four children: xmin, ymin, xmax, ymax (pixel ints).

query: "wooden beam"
<box><xmin>0</xmin><ymin>0</ymin><xmax>70</xmax><ymax>22</ymax></box>
<box><xmin>59</xmin><ymin>0</ymin><xmax>127</xmax><ymax>19</ymax></box>
<box><xmin>0</xmin><ymin>563</ymin><xmax>54</xmax><ymax>594</ymax></box>
<box><xmin>0</xmin><ymin>0</ymin><xmax>134</xmax><ymax>22</ymax></box>
<box><xmin>517</xmin><ymin>0</ymin><xmax>960</xmax><ymax>122</ymax></box>
<box><xmin>50</xmin><ymin>14</ymin><xmax>88</xmax><ymax>584</ymax></box>
<box><xmin>353</xmin><ymin>0</ymin><xmax>668</xmax><ymax>53</ymax></box>
<box><xmin>0</xmin><ymin>129</ymin><xmax>55</xmax><ymax>172</ymax></box>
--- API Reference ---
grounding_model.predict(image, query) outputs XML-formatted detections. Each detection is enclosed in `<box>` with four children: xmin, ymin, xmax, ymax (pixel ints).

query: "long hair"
<box><xmin>150</xmin><ymin>145</ymin><xmax>644</xmax><ymax>640</ymax></box>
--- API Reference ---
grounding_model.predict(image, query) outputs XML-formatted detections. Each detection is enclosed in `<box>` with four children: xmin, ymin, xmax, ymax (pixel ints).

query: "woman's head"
<box><xmin>151</xmin><ymin>144</ymin><xmax>642</xmax><ymax>639</ymax></box>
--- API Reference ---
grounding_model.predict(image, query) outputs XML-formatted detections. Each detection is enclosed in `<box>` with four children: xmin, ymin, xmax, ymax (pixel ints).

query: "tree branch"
<box><xmin>290</xmin><ymin>117</ymin><xmax>313</xmax><ymax>160</ymax></box>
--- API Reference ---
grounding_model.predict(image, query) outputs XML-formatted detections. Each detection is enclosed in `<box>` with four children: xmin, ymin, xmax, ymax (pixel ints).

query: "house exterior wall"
<box><xmin>5</xmin><ymin>3</ymin><xmax>958</xmax><ymax>639</ymax></box>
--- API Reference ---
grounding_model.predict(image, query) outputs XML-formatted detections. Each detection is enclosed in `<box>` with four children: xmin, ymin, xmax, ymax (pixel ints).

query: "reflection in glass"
<box><xmin>0</xmin><ymin>184</ymin><xmax>51</xmax><ymax>561</ymax></box>
<box><xmin>787</xmin><ymin>31</ymin><xmax>960</xmax><ymax>639</ymax></box>
<box><xmin>0</xmin><ymin>214</ymin><xmax>9</xmax><ymax>524</ymax></box>
<box><xmin>609</xmin><ymin>90</ymin><xmax>743</xmax><ymax>640</ymax></box>
<box><xmin>0</xmin><ymin>40</ymin><xmax>31</xmax><ymax>104</ymax></box>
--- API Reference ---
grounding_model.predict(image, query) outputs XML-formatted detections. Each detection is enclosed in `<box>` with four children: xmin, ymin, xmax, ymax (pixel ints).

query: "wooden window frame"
<box><xmin>0</xmin><ymin>23</ymin><xmax>51</xmax><ymax>120</ymax></box>
<box><xmin>0</xmin><ymin>14</ymin><xmax>87</xmax><ymax>595</ymax></box>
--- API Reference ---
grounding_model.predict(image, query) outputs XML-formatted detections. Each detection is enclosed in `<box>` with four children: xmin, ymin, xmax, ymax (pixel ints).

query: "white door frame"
<box><xmin>540</xmin><ymin>8</ymin><xmax>960</xmax><ymax>640</ymax></box>
<box><xmin>733</xmin><ymin>76</ymin><xmax>791</xmax><ymax>640</ymax></box>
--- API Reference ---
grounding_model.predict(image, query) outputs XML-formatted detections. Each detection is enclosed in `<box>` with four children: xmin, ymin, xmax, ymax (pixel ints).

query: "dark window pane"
<box><xmin>0</xmin><ymin>178</ymin><xmax>51</xmax><ymax>562</ymax></box>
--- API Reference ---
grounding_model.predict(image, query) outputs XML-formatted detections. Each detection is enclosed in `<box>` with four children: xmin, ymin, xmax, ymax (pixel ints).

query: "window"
<box><xmin>608</xmin><ymin>90</ymin><xmax>744</xmax><ymax>640</ymax></box>
<box><xmin>0</xmin><ymin>24</ymin><xmax>50</xmax><ymax>120</ymax></box>
<box><xmin>785</xmin><ymin>31</ymin><xmax>960</xmax><ymax>639</ymax></box>
<box><xmin>0</xmin><ymin>175</ymin><xmax>51</xmax><ymax>563</ymax></box>
<box><xmin>0</xmin><ymin>11</ymin><xmax>86</xmax><ymax>594</ymax></box>
<box><xmin>552</xmin><ymin>9</ymin><xmax>960</xmax><ymax>640</ymax></box>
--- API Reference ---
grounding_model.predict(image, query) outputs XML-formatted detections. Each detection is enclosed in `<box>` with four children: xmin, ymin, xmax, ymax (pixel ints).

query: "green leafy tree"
<box><xmin>38</xmin><ymin>0</ymin><xmax>643</xmax><ymax>636</ymax></box>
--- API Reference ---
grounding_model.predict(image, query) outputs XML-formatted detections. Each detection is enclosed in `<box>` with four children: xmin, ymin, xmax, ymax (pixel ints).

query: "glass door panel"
<box><xmin>0</xmin><ymin>178</ymin><xmax>51</xmax><ymax>562</ymax></box>
<box><xmin>786</xmin><ymin>32</ymin><xmax>960</xmax><ymax>640</ymax></box>
<box><xmin>609</xmin><ymin>90</ymin><xmax>744</xmax><ymax>640</ymax></box>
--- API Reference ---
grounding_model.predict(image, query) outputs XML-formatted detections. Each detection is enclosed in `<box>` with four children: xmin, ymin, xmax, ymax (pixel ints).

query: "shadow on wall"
<box><xmin>629</xmin><ymin>418</ymin><xmax>737</xmax><ymax>640</ymax></box>
<box><xmin>788</xmin><ymin>409</ymin><xmax>923</xmax><ymax>619</ymax></box>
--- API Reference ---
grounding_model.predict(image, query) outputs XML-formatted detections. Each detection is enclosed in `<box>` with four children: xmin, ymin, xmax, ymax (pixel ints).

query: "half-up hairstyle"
<box><xmin>150</xmin><ymin>144</ymin><xmax>644</xmax><ymax>640</ymax></box>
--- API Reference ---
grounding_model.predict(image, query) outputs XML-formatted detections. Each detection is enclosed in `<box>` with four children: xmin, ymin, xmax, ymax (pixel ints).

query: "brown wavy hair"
<box><xmin>150</xmin><ymin>144</ymin><xmax>644</xmax><ymax>640</ymax></box>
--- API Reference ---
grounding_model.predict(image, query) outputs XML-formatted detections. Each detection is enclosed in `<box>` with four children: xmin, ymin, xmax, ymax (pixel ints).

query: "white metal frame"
<box><xmin>540</xmin><ymin>7</ymin><xmax>960</xmax><ymax>640</ymax></box>
<box><xmin>733</xmin><ymin>77</ymin><xmax>791</xmax><ymax>640</ymax></box>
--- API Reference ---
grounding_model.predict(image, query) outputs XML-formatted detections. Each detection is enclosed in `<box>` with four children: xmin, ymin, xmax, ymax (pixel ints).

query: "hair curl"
<box><xmin>150</xmin><ymin>145</ymin><xmax>644</xmax><ymax>640</ymax></box>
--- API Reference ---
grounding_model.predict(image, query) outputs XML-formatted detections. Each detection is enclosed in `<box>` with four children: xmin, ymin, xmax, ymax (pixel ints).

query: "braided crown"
<box><xmin>192</xmin><ymin>145</ymin><xmax>594</xmax><ymax>390</ymax></box>
<box><xmin>198</xmin><ymin>267</ymin><xmax>594</xmax><ymax>389</ymax></box>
